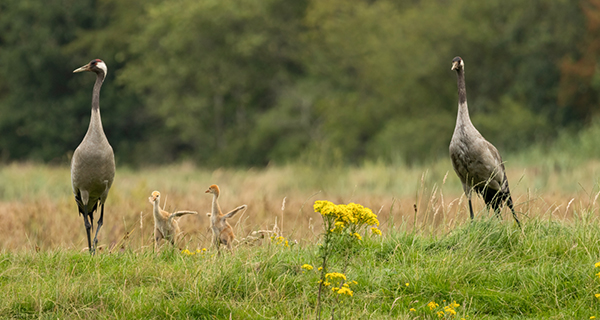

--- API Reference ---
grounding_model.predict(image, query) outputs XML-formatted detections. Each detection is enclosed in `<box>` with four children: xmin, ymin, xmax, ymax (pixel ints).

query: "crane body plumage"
<box><xmin>71</xmin><ymin>59</ymin><xmax>115</xmax><ymax>254</ymax></box>
<box><xmin>449</xmin><ymin>56</ymin><xmax>520</xmax><ymax>227</ymax></box>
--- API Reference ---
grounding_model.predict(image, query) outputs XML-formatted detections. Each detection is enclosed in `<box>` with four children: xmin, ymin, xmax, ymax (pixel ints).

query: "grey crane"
<box><xmin>71</xmin><ymin>59</ymin><xmax>115</xmax><ymax>254</ymax></box>
<box><xmin>449</xmin><ymin>56</ymin><xmax>520</xmax><ymax>227</ymax></box>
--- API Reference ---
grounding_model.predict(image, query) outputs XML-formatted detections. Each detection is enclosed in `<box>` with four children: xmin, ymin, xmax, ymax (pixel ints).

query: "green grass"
<box><xmin>2</xmin><ymin>217</ymin><xmax>600</xmax><ymax>319</ymax></box>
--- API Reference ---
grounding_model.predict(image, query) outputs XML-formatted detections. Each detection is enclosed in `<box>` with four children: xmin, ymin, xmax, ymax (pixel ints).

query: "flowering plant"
<box><xmin>312</xmin><ymin>200</ymin><xmax>381</xmax><ymax>319</ymax></box>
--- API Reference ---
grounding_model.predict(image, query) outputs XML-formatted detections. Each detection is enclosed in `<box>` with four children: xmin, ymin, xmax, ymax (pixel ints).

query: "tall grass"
<box><xmin>1</xmin><ymin>157</ymin><xmax>600</xmax><ymax>318</ymax></box>
<box><xmin>2</xmin><ymin>218</ymin><xmax>600</xmax><ymax>319</ymax></box>
<box><xmin>0</xmin><ymin>156</ymin><xmax>599</xmax><ymax>251</ymax></box>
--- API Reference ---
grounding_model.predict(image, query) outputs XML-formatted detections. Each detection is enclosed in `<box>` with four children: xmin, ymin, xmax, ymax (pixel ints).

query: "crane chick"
<box><xmin>205</xmin><ymin>184</ymin><xmax>247</xmax><ymax>251</ymax></box>
<box><xmin>148</xmin><ymin>191</ymin><xmax>197</xmax><ymax>250</ymax></box>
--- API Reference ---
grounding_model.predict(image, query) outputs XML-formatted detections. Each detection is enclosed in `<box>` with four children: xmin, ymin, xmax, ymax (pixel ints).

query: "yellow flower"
<box><xmin>301</xmin><ymin>264</ymin><xmax>313</xmax><ymax>271</ymax></box>
<box><xmin>444</xmin><ymin>306</ymin><xmax>457</xmax><ymax>315</ymax></box>
<box><xmin>337</xmin><ymin>286</ymin><xmax>353</xmax><ymax>297</ymax></box>
<box><xmin>318</xmin><ymin>267</ymin><xmax>323</xmax><ymax>271</ymax></box>
<box><xmin>371</xmin><ymin>227</ymin><xmax>382</xmax><ymax>236</ymax></box>
<box><xmin>595</xmin><ymin>293</ymin><xmax>600</xmax><ymax>299</ymax></box>
<box><xmin>437</xmin><ymin>310</ymin><xmax>445</xmax><ymax>317</ymax></box>
<box><xmin>596</xmin><ymin>272</ymin><xmax>600</xmax><ymax>278</ymax></box>
<box><xmin>427</xmin><ymin>301</ymin><xmax>439</xmax><ymax>310</ymax></box>
<box><xmin>350</xmin><ymin>280</ymin><xmax>358</xmax><ymax>285</ymax></box>
<box><xmin>405</xmin><ymin>283</ymin><xmax>409</xmax><ymax>287</ymax></box>
<box><xmin>323</xmin><ymin>281</ymin><xmax>331</xmax><ymax>286</ymax></box>
<box><xmin>590</xmin><ymin>317</ymin><xmax>596</xmax><ymax>319</ymax></box>
<box><xmin>449</xmin><ymin>301</ymin><xmax>460</xmax><ymax>308</ymax></box>
<box><xmin>595</xmin><ymin>262</ymin><xmax>600</xmax><ymax>268</ymax></box>
<box><xmin>409</xmin><ymin>308</ymin><xmax>416</xmax><ymax>312</ymax></box>
<box><xmin>325</xmin><ymin>272</ymin><xmax>347</xmax><ymax>282</ymax></box>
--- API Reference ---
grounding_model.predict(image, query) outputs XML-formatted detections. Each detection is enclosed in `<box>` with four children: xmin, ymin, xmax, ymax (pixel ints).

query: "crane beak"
<box><xmin>451</xmin><ymin>61</ymin><xmax>459</xmax><ymax>70</ymax></box>
<box><xmin>205</xmin><ymin>189</ymin><xmax>210</xmax><ymax>193</ymax></box>
<box><xmin>73</xmin><ymin>64</ymin><xmax>90</xmax><ymax>73</ymax></box>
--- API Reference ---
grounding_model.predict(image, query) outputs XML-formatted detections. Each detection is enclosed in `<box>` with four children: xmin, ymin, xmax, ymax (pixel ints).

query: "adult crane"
<box><xmin>449</xmin><ymin>56</ymin><xmax>521</xmax><ymax>227</ymax></box>
<box><xmin>71</xmin><ymin>59</ymin><xmax>115</xmax><ymax>254</ymax></box>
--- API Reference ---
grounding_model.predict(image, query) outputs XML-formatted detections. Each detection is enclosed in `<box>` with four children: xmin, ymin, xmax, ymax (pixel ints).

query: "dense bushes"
<box><xmin>0</xmin><ymin>0</ymin><xmax>596</xmax><ymax>166</ymax></box>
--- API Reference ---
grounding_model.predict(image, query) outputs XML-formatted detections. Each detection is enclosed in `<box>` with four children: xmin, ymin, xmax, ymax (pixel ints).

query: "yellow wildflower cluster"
<box><xmin>428</xmin><ymin>301</ymin><xmax>439</xmax><ymax>310</ymax></box>
<box><xmin>330</xmin><ymin>280</ymin><xmax>357</xmax><ymax>297</ymax></box>
<box><xmin>181</xmin><ymin>248</ymin><xmax>207</xmax><ymax>256</ymax></box>
<box><xmin>301</xmin><ymin>264</ymin><xmax>314</xmax><ymax>271</ymax></box>
<box><xmin>371</xmin><ymin>227</ymin><xmax>382</xmax><ymax>236</ymax></box>
<box><xmin>314</xmin><ymin>200</ymin><xmax>380</xmax><ymax>230</ymax></box>
<box><xmin>333</xmin><ymin>286</ymin><xmax>354</xmax><ymax>297</ymax></box>
<box><xmin>427</xmin><ymin>300</ymin><xmax>461</xmax><ymax>318</ymax></box>
<box><xmin>319</xmin><ymin>280</ymin><xmax>331</xmax><ymax>286</ymax></box>
<box><xmin>325</xmin><ymin>272</ymin><xmax>347</xmax><ymax>282</ymax></box>
<box><xmin>352</xmin><ymin>232</ymin><xmax>362</xmax><ymax>241</ymax></box>
<box><xmin>331</xmin><ymin>221</ymin><xmax>345</xmax><ymax>233</ymax></box>
<box><xmin>270</xmin><ymin>235</ymin><xmax>290</xmax><ymax>248</ymax></box>
<box><xmin>444</xmin><ymin>305</ymin><xmax>458</xmax><ymax>315</ymax></box>
<box><xmin>345</xmin><ymin>202</ymin><xmax>379</xmax><ymax>226</ymax></box>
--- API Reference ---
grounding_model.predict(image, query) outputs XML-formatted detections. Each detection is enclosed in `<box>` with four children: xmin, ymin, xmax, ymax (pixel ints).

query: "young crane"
<box><xmin>148</xmin><ymin>191</ymin><xmax>198</xmax><ymax>249</ymax></box>
<box><xmin>205</xmin><ymin>185</ymin><xmax>247</xmax><ymax>251</ymax></box>
<box><xmin>449</xmin><ymin>56</ymin><xmax>521</xmax><ymax>227</ymax></box>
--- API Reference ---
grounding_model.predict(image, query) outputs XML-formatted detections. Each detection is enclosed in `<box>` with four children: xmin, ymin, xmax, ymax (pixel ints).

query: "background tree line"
<box><xmin>0</xmin><ymin>0</ymin><xmax>598</xmax><ymax>167</ymax></box>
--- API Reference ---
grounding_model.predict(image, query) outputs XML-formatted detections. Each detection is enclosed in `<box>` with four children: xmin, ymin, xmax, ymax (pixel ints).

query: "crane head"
<box><xmin>205</xmin><ymin>184</ymin><xmax>220</xmax><ymax>196</ymax></box>
<box><xmin>149</xmin><ymin>190</ymin><xmax>161</xmax><ymax>204</ymax></box>
<box><xmin>451</xmin><ymin>56</ymin><xmax>464</xmax><ymax>71</ymax></box>
<box><xmin>73</xmin><ymin>59</ymin><xmax>108</xmax><ymax>76</ymax></box>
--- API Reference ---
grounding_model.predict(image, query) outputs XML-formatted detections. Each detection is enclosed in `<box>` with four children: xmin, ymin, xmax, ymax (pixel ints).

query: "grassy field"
<box><xmin>1</xmin><ymin>159</ymin><xmax>600</xmax><ymax>318</ymax></box>
<box><xmin>1</xmin><ymin>220</ymin><xmax>600</xmax><ymax>319</ymax></box>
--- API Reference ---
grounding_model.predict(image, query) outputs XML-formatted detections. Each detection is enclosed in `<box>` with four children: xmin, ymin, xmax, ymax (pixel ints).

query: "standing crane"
<box><xmin>71</xmin><ymin>59</ymin><xmax>115</xmax><ymax>254</ymax></box>
<box><xmin>449</xmin><ymin>56</ymin><xmax>521</xmax><ymax>227</ymax></box>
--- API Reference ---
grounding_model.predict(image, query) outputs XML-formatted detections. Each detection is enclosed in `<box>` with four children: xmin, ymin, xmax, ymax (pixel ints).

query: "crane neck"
<box><xmin>211</xmin><ymin>193</ymin><xmax>221</xmax><ymax>220</ymax></box>
<box><xmin>86</xmin><ymin>72</ymin><xmax>106</xmax><ymax>138</ymax></box>
<box><xmin>92</xmin><ymin>71</ymin><xmax>105</xmax><ymax>111</ymax></box>
<box><xmin>455</xmin><ymin>68</ymin><xmax>473</xmax><ymax>127</ymax></box>
<box><xmin>152</xmin><ymin>200</ymin><xmax>162</xmax><ymax>221</ymax></box>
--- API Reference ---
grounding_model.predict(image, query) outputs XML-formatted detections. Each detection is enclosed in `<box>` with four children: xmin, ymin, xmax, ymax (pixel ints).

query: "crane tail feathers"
<box><xmin>480</xmin><ymin>187</ymin><xmax>510</xmax><ymax>212</ymax></box>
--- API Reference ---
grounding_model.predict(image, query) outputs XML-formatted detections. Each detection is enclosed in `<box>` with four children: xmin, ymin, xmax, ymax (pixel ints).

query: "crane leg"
<box><xmin>468</xmin><ymin>199</ymin><xmax>474</xmax><ymax>220</ymax></box>
<box><xmin>506</xmin><ymin>197</ymin><xmax>521</xmax><ymax>229</ymax></box>
<box><xmin>82</xmin><ymin>206</ymin><xmax>94</xmax><ymax>255</ymax></box>
<box><xmin>92</xmin><ymin>202</ymin><xmax>105</xmax><ymax>251</ymax></box>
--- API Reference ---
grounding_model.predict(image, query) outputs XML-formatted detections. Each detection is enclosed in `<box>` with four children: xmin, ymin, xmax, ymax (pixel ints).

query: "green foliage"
<box><xmin>0</xmin><ymin>0</ymin><xmax>593</xmax><ymax>166</ymax></box>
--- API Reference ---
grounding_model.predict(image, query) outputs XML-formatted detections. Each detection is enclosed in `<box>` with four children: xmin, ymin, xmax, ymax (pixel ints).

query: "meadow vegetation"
<box><xmin>2</xmin><ymin>213</ymin><xmax>600</xmax><ymax>319</ymax></box>
<box><xmin>2</xmin><ymin>147</ymin><xmax>600</xmax><ymax>318</ymax></box>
